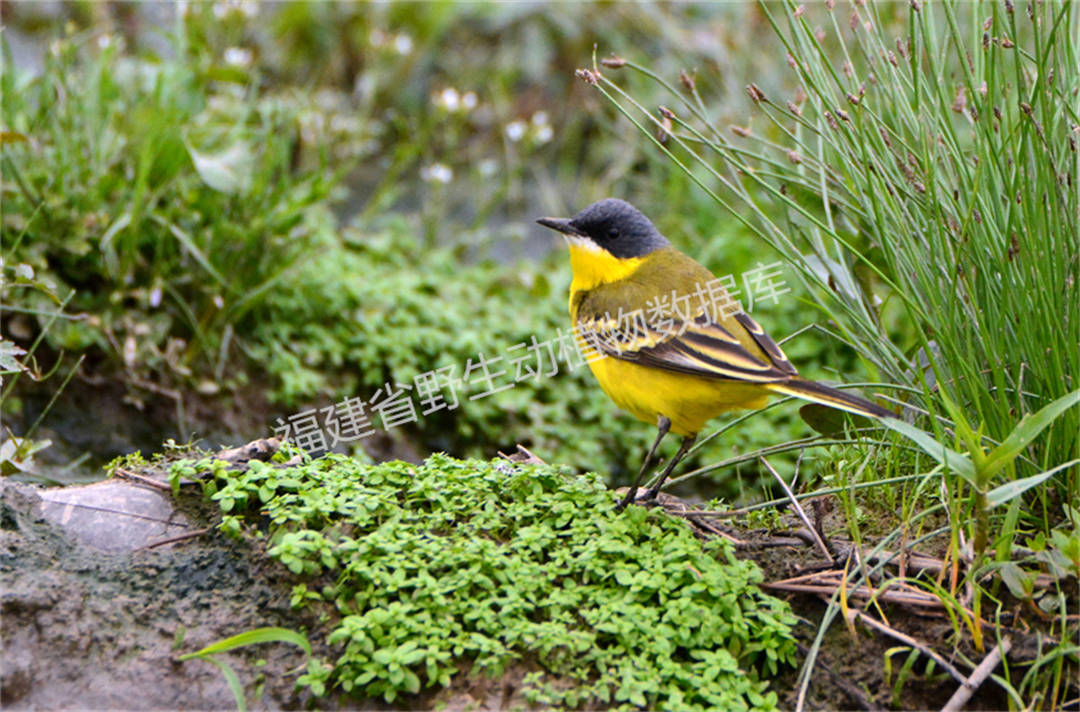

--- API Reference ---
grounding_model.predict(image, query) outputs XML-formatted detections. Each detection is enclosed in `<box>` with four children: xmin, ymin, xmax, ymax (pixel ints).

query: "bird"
<box><xmin>537</xmin><ymin>198</ymin><xmax>893</xmax><ymax>510</ymax></box>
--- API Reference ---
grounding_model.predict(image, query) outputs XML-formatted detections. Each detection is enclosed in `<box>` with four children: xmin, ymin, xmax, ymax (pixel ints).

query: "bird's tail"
<box><xmin>766</xmin><ymin>378</ymin><xmax>894</xmax><ymax>420</ymax></box>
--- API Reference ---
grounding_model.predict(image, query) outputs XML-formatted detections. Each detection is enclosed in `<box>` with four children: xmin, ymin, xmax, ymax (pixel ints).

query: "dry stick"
<box><xmin>687</xmin><ymin>506</ymin><xmax>758</xmax><ymax>518</ymax></box>
<box><xmin>792</xmin><ymin>526</ymin><xmax>840</xmax><ymax>551</ymax></box>
<box><xmin>39</xmin><ymin>500</ymin><xmax>186</xmax><ymax>526</ymax></box>
<box><xmin>113</xmin><ymin>467</ymin><xmax>173</xmax><ymax>492</ymax></box>
<box><xmin>138</xmin><ymin>528</ymin><xmax>211</xmax><ymax>551</ymax></box>
<box><xmin>683</xmin><ymin>512</ymin><xmax>746</xmax><ymax>546</ymax></box>
<box><xmin>766</xmin><ymin>577</ymin><xmax>945</xmax><ymax>609</ymax></box>
<box><xmin>496</xmin><ymin>444</ymin><xmax>547</xmax><ymax>465</ymax></box>
<box><xmin>736</xmin><ymin>535</ymin><xmax>808</xmax><ymax>550</ymax></box>
<box><xmin>765</xmin><ymin>583</ymin><xmax>942</xmax><ymax>607</ymax></box>
<box><xmin>650</xmin><ymin>496</ymin><xmax>748</xmax><ymax>546</ymax></box>
<box><xmin>760</xmin><ymin>457</ymin><xmax>832</xmax><ymax>560</ymax></box>
<box><xmin>864</xmin><ymin>547</ymin><xmax>947</xmax><ymax>576</ymax></box>
<box><xmin>841</xmin><ymin>604</ymin><xmax>967</xmax><ymax>684</ymax></box>
<box><xmin>940</xmin><ymin>638</ymin><xmax>1012</xmax><ymax>712</ymax></box>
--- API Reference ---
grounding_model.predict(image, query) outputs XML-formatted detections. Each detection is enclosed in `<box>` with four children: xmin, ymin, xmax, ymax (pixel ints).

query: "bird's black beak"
<box><xmin>536</xmin><ymin>217</ymin><xmax>587</xmax><ymax>238</ymax></box>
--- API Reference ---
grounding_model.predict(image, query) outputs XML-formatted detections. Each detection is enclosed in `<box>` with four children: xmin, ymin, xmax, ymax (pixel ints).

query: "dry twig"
<box><xmin>113</xmin><ymin>467</ymin><xmax>172</xmax><ymax>492</ymax></box>
<box><xmin>940</xmin><ymin>637</ymin><xmax>1012</xmax><ymax>712</ymax></box>
<box><xmin>765</xmin><ymin>571</ymin><xmax>946</xmax><ymax>610</ymax></box>
<box><xmin>138</xmin><ymin>528</ymin><xmax>211</xmax><ymax>551</ymax></box>
<box><xmin>841</xmin><ymin>604</ymin><xmax>966</xmax><ymax>683</ymax></box>
<box><xmin>760</xmin><ymin>457</ymin><xmax>832</xmax><ymax>560</ymax></box>
<box><xmin>498</xmin><ymin>444</ymin><xmax>547</xmax><ymax>465</ymax></box>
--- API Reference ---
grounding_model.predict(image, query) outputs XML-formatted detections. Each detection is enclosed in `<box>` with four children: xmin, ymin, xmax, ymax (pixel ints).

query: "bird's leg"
<box><xmin>616</xmin><ymin>416</ymin><xmax>671</xmax><ymax>511</ymax></box>
<box><xmin>642</xmin><ymin>434</ymin><xmax>697</xmax><ymax>502</ymax></box>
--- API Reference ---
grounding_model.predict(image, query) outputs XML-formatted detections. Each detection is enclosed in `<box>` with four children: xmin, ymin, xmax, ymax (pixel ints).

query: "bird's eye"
<box><xmin>607</xmin><ymin>227</ymin><xmax>619</xmax><ymax>239</ymax></box>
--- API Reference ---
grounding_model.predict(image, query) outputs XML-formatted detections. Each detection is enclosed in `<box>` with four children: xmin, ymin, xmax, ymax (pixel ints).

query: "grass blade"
<box><xmin>982</xmin><ymin>390</ymin><xmax>1080</xmax><ymax>481</ymax></box>
<box><xmin>178</xmin><ymin>626</ymin><xmax>312</xmax><ymax>659</ymax></box>
<box><xmin>881</xmin><ymin>418</ymin><xmax>975</xmax><ymax>484</ymax></box>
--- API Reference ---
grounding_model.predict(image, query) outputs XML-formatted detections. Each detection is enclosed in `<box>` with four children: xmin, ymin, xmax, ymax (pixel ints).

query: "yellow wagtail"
<box><xmin>537</xmin><ymin>198</ymin><xmax>892</xmax><ymax>510</ymax></box>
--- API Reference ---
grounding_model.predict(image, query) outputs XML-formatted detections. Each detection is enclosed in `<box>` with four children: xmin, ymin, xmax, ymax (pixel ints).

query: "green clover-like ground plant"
<box><xmin>173</xmin><ymin>451</ymin><xmax>797</xmax><ymax>710</ymax></box>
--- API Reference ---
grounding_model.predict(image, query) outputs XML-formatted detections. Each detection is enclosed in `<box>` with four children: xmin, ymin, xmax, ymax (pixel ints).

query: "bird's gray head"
<box><xmin>536</xmin><ymin>198</ymin><xmax>670</xmax><ymax>258</ymax></box>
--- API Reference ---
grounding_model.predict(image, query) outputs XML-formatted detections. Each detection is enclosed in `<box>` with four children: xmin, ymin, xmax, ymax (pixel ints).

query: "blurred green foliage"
<box><xmin>1</xmin><ymin>30</ymin><xmax>347</xmax><ymax>395</ymax></box>
<box><xmin>248</xmin><ymin>217</ymin><xmax>655</xmax><ymax>476</ymax></box>
<box><xmin>2</xmin><ymin>3</ymin><xmax>872</xmax><ymax>498</ymax></box>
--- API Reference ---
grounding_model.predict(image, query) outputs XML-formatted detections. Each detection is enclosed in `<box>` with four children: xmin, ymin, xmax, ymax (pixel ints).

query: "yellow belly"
<box><xmin>586</xmin><ymin>355</ymin><xmax>771</xmax><ymax>436</ymax></box>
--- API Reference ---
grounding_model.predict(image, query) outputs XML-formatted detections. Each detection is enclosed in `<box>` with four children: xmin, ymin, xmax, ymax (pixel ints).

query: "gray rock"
<box><xmin>0</xmin><ymin>477</ymin><xmax>323</xmax><ymax>710</ymax></box>
<box><xmin>37</xmin><ymin>481</ymin><xmax>191</xmax><ymax>553</ymax></box>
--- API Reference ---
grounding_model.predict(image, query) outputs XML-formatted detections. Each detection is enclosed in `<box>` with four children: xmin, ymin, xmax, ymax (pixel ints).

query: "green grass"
<box><xmin>591</xmin><ymin>0</ymin><xmax>1079</xmax><ymax>490</ymax></box>
<box><xmin>172</xmin><ymin>450</ymin><xmax>797</xmax><ymax>710</ymax></box>
<box><xmin>1</xmin><ymin>30</ymin><xmax>346</xmax><ymax>390</ymax></box>
<box><xmin>587</xmin><ymin>1</ymin><xmax>1079</xmax><ymax>706</ymax></box>
<box><xmin>0</xmin><ymin>255</ymin><xmax>85</xmax><ymax>478</ymax></box>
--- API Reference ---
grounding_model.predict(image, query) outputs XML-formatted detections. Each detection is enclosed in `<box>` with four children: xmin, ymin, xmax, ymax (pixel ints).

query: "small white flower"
<box><xmin>505</xmin><ymin>120</ymin><xmax>527</xmax><ymax>143</ymax></box>
<box><xmin>96</xmin><ymin>34</ymin><xmax>114</xmax><ymax>49</ymax></box>
<box><xmin>421</xmin><ymin>163</ymin><xmax>453</xmax><ymax>184</ymax></box>
<box><xmin>213</xmin><ymin>0</ymin><xmax>257</xmax><ymax>19</ymax></box>
<box><xmin>534</xmin><ymin>124</ymin><xmax>553</xmax><ymax>144</ymax></box>
<box><xmin>124</xmin><ymin>335</ymin><xmax>137</xmax><ymax>368</ymax></box>
<box><xmin>462</xmin><ymin>91</ymin><xmax>478</xmax><ymax>111</ymax></box>
<box><xmin>436</xmin><ymin>87</ymin><xmax>460</xmax><ymax>112</ymax></box>
<box><xmin>394</xmin><ymin>34</ymin><xmax>413</xmax><ymax>55</ymax></box>
<box><xmin>223</xmin><ymin>47</ymin><xmax>252</xmax><ymax>67</ymax></box>
<box><xmin>531</xmin><ymin>111</ymin><xmax>549</xmax><ymax>127</ymax></box>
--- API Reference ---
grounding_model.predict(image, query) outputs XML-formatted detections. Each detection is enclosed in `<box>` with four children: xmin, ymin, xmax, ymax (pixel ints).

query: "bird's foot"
<box><xmin>641</xmin><ymin>484</ymin><xmax>663</xmax><ymax>502</ymax></box>
<box><xmin>614</xmin><ymin>491</ymin><xmax>636</xmax><ymax>512</ymax></box>
<box><xmin>614</xmin><ymin>487</ymin><xmax>663</xmax><ymax>512</ymax></box>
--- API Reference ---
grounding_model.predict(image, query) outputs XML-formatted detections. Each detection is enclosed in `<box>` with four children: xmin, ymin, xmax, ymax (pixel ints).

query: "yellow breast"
<box><xmin>583</xmin><ymin>352</ymin><xmax>769</xmax><ymax>436</ymax></box>
<box><xmin>566</xmin><ymin>241</ymin><xmax>773</xmax><ymax>435</ymax></box>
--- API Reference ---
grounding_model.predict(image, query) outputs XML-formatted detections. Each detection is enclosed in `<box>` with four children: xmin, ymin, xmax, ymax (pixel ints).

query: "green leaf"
<box><xmin>185</xmin><ymin>139</ymin><xmax>254</xmax><ymax>194</ymax></box>
<box><xmin>402</xmin><ymin>669</ymin><xmax>421</xmax><ymax>694</ymax></box>
<box><xmin>150</xmin><ymin>212</ymin><xmax>228</xmax><ymax>288</ymax></box>
<box><xmin>881</xmin><ymin>418</ymin><xmax>975</xmax><ymax>483</ymax></box>
<box><xmin>200</xmin><ymin>655</ymin><xmax>247</xmax><ymax>712</ymax></box>
<box><xmin>0</xmin><ymin>338</ymin><xmax>28</xmax><ymax>373</ymax></box>
<box><xmin>982</xmin><ymin>389</ymin><xmax>1080</xmax><ymax>481</ymax></box>
<box><xmin>798</xmin><ymin>403</ymin><xmax>843</xmax><ymax>436</ymax></box>
<box><xmin>984</xmin><ymin>459</ymin><xmax>1080</xmax><ymax>509</ymax></box>
<box><xmin>997</xmin><ymin>562</ymin><xmax>1034</xmax><ymax>599</ymax></box>
<box><xmin>177</xmin><ymin>627</ymin><xmax>313</xmax><ymax>660</ymax></box>
<box><xmin>193</xmin><ymin>454</ymin><xmax>797</xmax><ymax>706</ymax></box>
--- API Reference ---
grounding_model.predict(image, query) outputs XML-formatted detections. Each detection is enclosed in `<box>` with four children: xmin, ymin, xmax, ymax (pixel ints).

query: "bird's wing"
<box><xmin>578</xmin><ymin>307</ymin><xmax>798</xmax><ymax>383</ymax></box>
